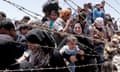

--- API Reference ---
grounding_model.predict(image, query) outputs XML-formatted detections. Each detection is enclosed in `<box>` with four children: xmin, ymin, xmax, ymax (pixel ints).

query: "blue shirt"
<box><xmin>93</xmin><ymin>8</ymin><xmax>105</xmax><ymax>20</ymax></box>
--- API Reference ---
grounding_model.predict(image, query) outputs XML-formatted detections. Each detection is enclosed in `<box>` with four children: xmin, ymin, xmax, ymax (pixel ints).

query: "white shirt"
<box><xmin>54</xmin><ymin>18</ymin><xmax>65</xmax><ymax>32</ymax></box>
<box><xmin>59</xmin><ymin>45</ymin><xmax>80</xmax><ymax>55</ymax></box>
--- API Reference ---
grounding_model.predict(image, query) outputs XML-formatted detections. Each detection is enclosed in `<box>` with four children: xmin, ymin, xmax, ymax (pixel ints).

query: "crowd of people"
<box><xmin>0</xmin><ymin>0</ymin><xmax>120</xmax><ymax>72</ymax></box>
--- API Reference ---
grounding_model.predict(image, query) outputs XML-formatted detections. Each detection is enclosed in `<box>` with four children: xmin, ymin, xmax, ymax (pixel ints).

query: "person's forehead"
<box><xmin>75</xmin><ymin>23</ymin><xmax>80</xmax><ymax>27</ymax></box>
<box><xmin>69</xmin><ymin>41</ymin><xmax>77</xmax><ymax>45</ymax></box>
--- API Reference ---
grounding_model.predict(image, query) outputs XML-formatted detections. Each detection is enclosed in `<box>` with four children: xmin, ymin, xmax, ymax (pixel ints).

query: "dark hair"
<box><xmin>23</xmin><ymin>16</ymin><xmax>30</xmax><ymax>20</ymax></box>
<box><xmin>78</xmin><ymin>13</ymin><xmax>86</xmax><ymax>20</ymax></box>
<box><xmin>107</xmin><ymin>18</ymin><xmax>113</xmax><ymax>22</ymax></box>
<box><xmin>18</xmin><ymin>24</ymin><xmax>28</xmax><ymax>31</ymax></box>
<box><xmin>26</xmin><ymin>29</ymin><xmax>55</xmax><ymax>54</ymax></box>
<box><xmin>43</xmin><ymin>3</ymin><xmax>50</xmax><ymax>13</ymax></box>
<box><xmin>15</xmin><ymin>20</ymin><xmax>21</xmax><ymax>24</ymax></box>
<box><xmin>42</xmin><ymin>2</ymin><xmax>59</xmax><ymax>14</ymax></box>
<box><xmin>42</xmin><ymin>2</ymin><xmax>59</xmax><ymax>23</ymax></box>
<box><xmin>66</xmin><ymin>35</ymin><xmax>78</xmax><ymax>43</ymax></box>
<box><xmin>0</xmin><ymin>21</ymin><xmax>15</xmax><ymax>31</ymax></box>
<box><xmin>49</xmin><ymin>10</ymin><xmax>59</xmax><ymax>16</ymax></box>
<box><xmin>72</xmin><ymin>23</ymin><xmax>81</xmax><ymax>28</ymax></box>
<box><xmin>0</xmin><ymin>12</ymin><xmax>6</xmax><ymax>18</ymax></box>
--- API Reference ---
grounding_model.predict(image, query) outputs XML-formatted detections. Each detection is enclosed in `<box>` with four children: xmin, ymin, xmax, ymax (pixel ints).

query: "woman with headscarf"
<box><xmin>72</xmin><ymin>23</ymin><xmax>98</xmax><ymax>72</ymax></box>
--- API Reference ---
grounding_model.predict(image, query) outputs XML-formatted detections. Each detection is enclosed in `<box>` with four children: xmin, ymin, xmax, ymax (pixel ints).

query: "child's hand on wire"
<box><xmin>70</xmin><ymin>55</ymin><xmax>77</xmax><ymax>63</ymax></box>
<box><xmin>78</xmin><ymin>50</ymin><xmax>85</xmax><ymax>55</ymax></box>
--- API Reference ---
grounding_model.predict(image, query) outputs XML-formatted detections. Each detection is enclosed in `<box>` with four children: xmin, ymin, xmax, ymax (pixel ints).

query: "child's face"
<box><xmin>67</xmin><ymin>41</ymin><xmax>77</xmax><ymax>49</ymax></box>
<box><xmin>20</xmin><ymin>29</ymin><xmax>29</xmax><ymax>35</ymax></box>
<box><xmin>50</xmin><ymin>11</ymin><xmax>58</xmax><ymax>21</ymax></box>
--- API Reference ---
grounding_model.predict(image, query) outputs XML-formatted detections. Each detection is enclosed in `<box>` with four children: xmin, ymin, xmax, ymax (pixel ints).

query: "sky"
<box><xmin>0</xmin><ymin>0</ymin><xmax>120</xmax><ymax>21</ymax></box>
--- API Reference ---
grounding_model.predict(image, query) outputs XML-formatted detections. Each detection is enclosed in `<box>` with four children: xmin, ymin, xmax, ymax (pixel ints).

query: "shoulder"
<box><xmin>55</xmin><ymin>18</ymin><xmax>65</xmax><ymax>25</ymax></box>
<box><xmin>0</xmin><ymin>34</ymin><xmax>14</xmax><ymax>44</ymax></box>
<box><xmin>59</xmin><ymin>45</ymin><xmax>69</xmax><ymax>54</ymax></box>
<box><xmin>0</xmin><ymin>34</ymin><xmax>13</xmax><ymax>40</ymax></box>
<box><xmin>62</xmin><ymin>45</ymin><xmax>69</xmax><ymax>49</ymax></box>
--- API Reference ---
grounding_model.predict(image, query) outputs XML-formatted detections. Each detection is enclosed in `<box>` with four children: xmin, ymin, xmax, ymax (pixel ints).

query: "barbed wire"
<box><xmin>64</xmin><ymin>0</ymin><xmax>76</xmax><ymax>11</ymax></box>
<box><xmin>1</xmin><ymin>0</ymin><xmax>114</xmax><ymax>44</ymax></box>
<box><xmin>1</xmin><ymin>63</ymin><xmax>103</xmax><ymax>72</ymax></box>
<box><xmin>3</xmin><ymin>0</ymin><xmax>120</xmax><ymax>43</ymax></box>
<box><xmin>0</xmin><ymin>34</ymin><xmax>100</xmax><ymax>57</ymax></box>
<box><xmin>64</xmin><ymin>0</ymin><xmax>88</xmax><ymax>24</ymax></box>
<box><xmin>0</xmin><ymin>22</ymin><xmax>102</xmax><ymax>57</ymax></box>
<box><xmin>18</xmin><ymin>8</ymin><xmax>38</xmax><ymax>19</ymax></box>
<box><xmin>3</xmin><ymin>0</ymin><xmax>43</xmax><ymax>19</ymax></box>
<box><xmin>0</xmin><ymin>17</ymin><xmax>106</xmax><ymax>57</ymax></box>
<box><xmin>0</xmin><ymin>0</ymin><xmax>117</xmax><ymax>72</ymax></box>
<box><xmin>115</xmin><ymin>0</ymin><xmax>120</xmax><ymax>9</ymax></box>
<box><xmin>0</xmin><ymin>1</ymin><xmax>112</xmax><ymax>71</ymax></box>
<box><xmin>39</xmin><ymin>25</ymin><xmax>106</xmax><ymax>43</ymax></box>
<box><xmin>68</xmin><ymin>0</ymin><xmax>79</xmax><ymax>7</ymax></box>
<box><xmin>105</xmin><ymin>0</ymin><xmax>120</xmax><ymax>16</ymax></box>
<box><xmin>35</xmin><ymin>25</ymin><xmax>106</xmax><ymax>53</ymax></box>
<box><xmin>1</xmin><ymin>0</ymin><xmax>107</xmax><ymax>58</ymax></box>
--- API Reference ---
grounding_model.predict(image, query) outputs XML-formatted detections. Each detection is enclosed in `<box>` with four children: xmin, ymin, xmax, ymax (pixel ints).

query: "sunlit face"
<box><xmin>73</xmin><ymin>23</ymin><xmax>82</xmax><ymax>34</ymax></box>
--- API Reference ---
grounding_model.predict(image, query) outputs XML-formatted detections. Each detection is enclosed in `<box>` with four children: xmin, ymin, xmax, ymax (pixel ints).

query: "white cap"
<box><xmin>95</xmin><ymin>17</ymin><xmax>104</xmax><ymax>25</ymax></box>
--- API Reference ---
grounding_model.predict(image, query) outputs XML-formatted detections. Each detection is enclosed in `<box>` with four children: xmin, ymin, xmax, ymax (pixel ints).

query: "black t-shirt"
<box><xmin>0</xmin><ymin>42</ymin><xmax>23</xmax><ymax>69</ymax></box>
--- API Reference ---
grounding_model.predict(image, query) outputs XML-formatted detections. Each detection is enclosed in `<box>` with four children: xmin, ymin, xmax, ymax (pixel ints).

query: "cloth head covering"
<box><xmin>95</xmin><ymin>17</ymin><xmax>104</xmax><ymax>25</ymax></box>
<box><xmin>59</xmin><ymin>9</ymin><xmax>71</xmax><ymax>18</ymax></box>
